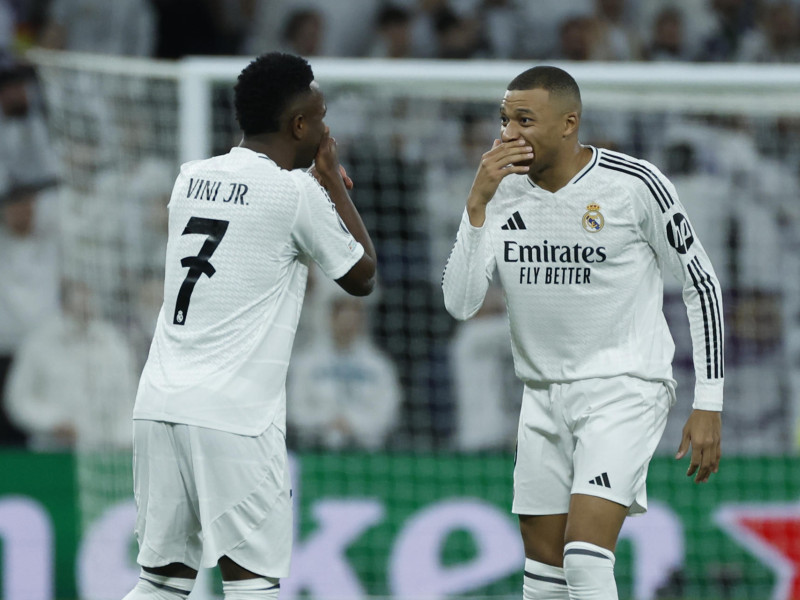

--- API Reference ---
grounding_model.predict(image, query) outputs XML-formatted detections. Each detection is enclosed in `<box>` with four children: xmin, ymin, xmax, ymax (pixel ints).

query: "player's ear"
<box><xmin>290</xmin><ymin>113</ymin><xmax>305</xmax><ymax>141</ymax></box>
<box><xmin>563</xmin><ymin>111</ymin><xmax>579</xmax><ymax>138</ymax></box>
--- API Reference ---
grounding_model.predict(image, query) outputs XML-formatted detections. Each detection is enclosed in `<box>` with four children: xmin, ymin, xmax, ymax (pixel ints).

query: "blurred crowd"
<box><xmin>1</xmin><ymin>0</ymin><xmax>800</xmax><ymax>455</ymax></box>
<box><xmin>1</xmin><ymin>0</ymin><xmax>800</xmax><ymax>63</ymax></box>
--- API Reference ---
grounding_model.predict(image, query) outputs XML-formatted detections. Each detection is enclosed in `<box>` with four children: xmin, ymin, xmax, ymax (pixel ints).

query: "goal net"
<box><xmin>28</xmin><ymin>50</ymin><xmax>800</xmax><ymax>600</ymax></box>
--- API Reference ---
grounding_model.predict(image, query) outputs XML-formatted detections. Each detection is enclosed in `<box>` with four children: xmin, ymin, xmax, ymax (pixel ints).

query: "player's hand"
<box><xmin>466</xmin><ymin>139</ymin><xmax>532</xmax><ymax>226</ymax></box>
<box><xmin>310</xmin><ymin>163</ymin><xmax>354</xmax><ymax>190</ymax></box>
<box><xmin>675</xmin><ymin>409</ymin><xmax>721</xmax><ymax>483</ymax></box>
<box><xmin>311</xmin><ymin>128</ymin><xmax>353</xmax><ymax>190</ymax></box>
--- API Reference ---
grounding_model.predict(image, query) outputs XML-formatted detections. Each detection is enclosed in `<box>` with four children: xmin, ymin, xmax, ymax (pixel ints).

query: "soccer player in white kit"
<box><xmin>122</xmin><ymin>53</ymin><xmax>376</xmax><ymax>600</ymax></box>
<box><xmin>442</xmin><ymin>66</ymin><xmax>723</xmax><ymax>600</ymax></box>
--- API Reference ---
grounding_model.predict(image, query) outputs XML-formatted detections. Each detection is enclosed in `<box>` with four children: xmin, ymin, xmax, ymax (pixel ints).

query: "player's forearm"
<box><xmin>318</xmin><ymin>173</ymin><xmax>377</xmax><ymax>266</ymax></box>
<box><xmin>466</xmin><ymin>195</ymin><xmax>488</xmax><ymax>227</ymax></box>
<box><xmin>680</xmin><ymin>257</ymin><xmax>724</xmax><ymax>411</ymax></box>
<box><xmin>442</xmin><ymin>212</ymin><xmax>492</xmax><ymax>320</ymax></box>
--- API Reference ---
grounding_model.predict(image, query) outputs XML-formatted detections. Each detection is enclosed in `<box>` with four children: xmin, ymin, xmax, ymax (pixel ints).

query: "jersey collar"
<box><xmin>230</xmin><ymin>146</ymin><xmax>276</xmax><ymax>165</ymax></box>
<box><xmin>526</xmin><ymin>145</ymin><xmax>598</xmax><ymax>191</ymax></box>
<box><xmin>571</xmin><ymin>146</ymin><xmax>598</xmax><ymax>185</ymax></box>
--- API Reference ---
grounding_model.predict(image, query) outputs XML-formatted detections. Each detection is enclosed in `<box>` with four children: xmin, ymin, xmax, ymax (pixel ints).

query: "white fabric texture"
<box><xmin>442</xmin><ymin>146</ymin><xmax>724</xmax><ymax>411</ymax></box>
<box><xmin>512</xmin><ymin>376</ymin><xmax>671</xmax><ymax>516</ymax></box>
<box><xmin>223</xmin><ymin>576</ymin><xmax>280</xmax><ymax>599</ymax></box>
<box><xmin>563</xmin><ymin>541</ymin><xmax>617</xmax><ymax>600</ymax></box>
<box><xmin>134</xmin><ymin>147</ymin><xmax>364</xmax><ymax>435</ymax></box>
<box><xmin>122</xmin><ymin>571</ymin><xmax>194</xmax><ymax>600</ymax></box>
<box><xmin>133</xmin><ymin>421</ymin><xmax>292</xmax><ymax>576</ymax></box>
<box><xmin>523</xmin><ymin>557</ymin><xmax>569</xmax><ymax>600</ymax></box>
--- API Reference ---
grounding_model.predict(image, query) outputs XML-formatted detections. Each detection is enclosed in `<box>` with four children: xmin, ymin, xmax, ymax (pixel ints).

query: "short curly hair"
<box><xmin>234</xmin><ymin>52</ymin><xmax>314</xmax><ymax>136</ymax></box>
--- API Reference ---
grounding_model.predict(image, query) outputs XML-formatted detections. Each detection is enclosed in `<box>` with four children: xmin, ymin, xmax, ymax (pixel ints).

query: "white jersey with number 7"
<box><xmin>134</xmin><ymin>147</ymin><xmax>364</xmax><ymax>435</ymax></box>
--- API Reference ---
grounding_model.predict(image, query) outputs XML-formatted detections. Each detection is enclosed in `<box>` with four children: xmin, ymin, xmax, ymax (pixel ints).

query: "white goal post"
<box><xmin>29</xmin><ymin>50</ymin><xmax>800</xmax><ymax>166</ymax></box>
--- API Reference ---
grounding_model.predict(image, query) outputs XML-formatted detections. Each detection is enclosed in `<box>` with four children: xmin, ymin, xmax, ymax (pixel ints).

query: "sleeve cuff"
<box><xmin>692</xmin><ymin>380</ymin><xmax>723</xmax><ymax>411</ymax></box>
<box><xmin>459</xmin><ymin>208</ymin><xmax>486</xmax><ymax>243</ymax></box>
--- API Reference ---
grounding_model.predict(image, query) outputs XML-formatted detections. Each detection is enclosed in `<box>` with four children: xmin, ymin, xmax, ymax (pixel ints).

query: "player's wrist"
<box><xmin>466</xmin><ymin>200</ymin><xmax>487</xmax><ymax>227</ymax></box>
<box><xmin>315</xmin><ymin>168</ymin><xmax>346</xmax><ymax>192</ymax></box>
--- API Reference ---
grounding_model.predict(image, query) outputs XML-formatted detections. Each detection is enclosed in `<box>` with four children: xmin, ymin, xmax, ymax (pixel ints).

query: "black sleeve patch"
<box><xmin>666</xmin><ymin>213</ymin><xmax>694</xmax><ymax>254</ymax></box>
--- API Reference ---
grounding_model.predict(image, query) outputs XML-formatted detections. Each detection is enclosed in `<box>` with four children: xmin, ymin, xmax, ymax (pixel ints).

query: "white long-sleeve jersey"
<box><xmin>442</xmin><ymin>147</ymin><xmax>724</xmax><ymax>411</ymax></box>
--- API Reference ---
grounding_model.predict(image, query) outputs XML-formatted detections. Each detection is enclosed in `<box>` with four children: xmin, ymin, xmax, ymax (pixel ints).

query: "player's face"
<box><xmin>499</xmin><ymin>88</ymin><xmax>568</xmax><ymax>174</ymax></box>
<box><xmin>294</xmin><ymin>82</ymin><xmax>328</xmax><ymax>169</ymax></box>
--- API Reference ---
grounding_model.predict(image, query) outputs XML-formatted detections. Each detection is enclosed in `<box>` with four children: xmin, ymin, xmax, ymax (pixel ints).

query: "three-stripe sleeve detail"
<box><xmin>686</xmin><ymin>257</ymin><xmax>724</xmax><ymax>379</ymax></box>
<box><xmin>598</xmin><ymin>154</ymin><xmax>675</xmax><ymax>213</ymax></box>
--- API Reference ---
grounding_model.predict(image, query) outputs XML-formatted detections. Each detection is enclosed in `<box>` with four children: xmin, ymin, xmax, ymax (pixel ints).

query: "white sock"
<box><xmin>223</xmin><ymin>576</ymin><xmax>281</xmax><ymax>599</ymax></box>
<box><xmin>122</xmin><ymin>570</ymin><xmax>194</xmax><ymax>600</ymax></box>
<box><xmin>523</xmin><ymin>557</ymin><xmax>569</xmax><ymax>599</ymax></box>
<box><xmin>563</xmin><ymin>541</ymin><xmax>617</xmax><ymax>600</ymax></box>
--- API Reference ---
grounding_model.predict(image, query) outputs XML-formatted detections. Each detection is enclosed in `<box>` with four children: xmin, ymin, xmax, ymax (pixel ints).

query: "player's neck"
<box><xmin>529</xmin><ymin>144</ymin><xmax>592</xmax><ymax>193</ymax></box>
<box><xmin>238</xmin><ymin>136</ymin><xmax>295</xmax><ymax>170</ymax></box>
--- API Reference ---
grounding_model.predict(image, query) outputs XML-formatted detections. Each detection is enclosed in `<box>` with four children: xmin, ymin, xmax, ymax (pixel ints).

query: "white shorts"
<box><xmin>132</xmin><ymin>420</ymin><xmax>293</xmax><ymax>577</ymax></box>
<box><xmin>512</xmin><ymin>376</ymin><xmax>672</xmax><ymax>517</ymax></box>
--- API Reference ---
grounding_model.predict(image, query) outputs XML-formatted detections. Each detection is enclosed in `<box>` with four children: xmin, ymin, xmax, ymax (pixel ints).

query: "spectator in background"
<box><xmin>5</xmin><ymin>279</ymin><xmax>138</xmax><ymax>451</ymax></box>
<box><xmin>636</xmin><ymin>0</ymin><xmax>715</xmax><ymax>59</ymax></box>
<box><xmin>102</xmin><ymin>158</ymin><xmax>172</xmax><ymax>365</ymax></box>
<box><xmin>697</xmin><ymin>0</ymin><xmax>756</xmax><ymax>61</ymax></box>
<box><xmin>281</xmin><ymin>8</ymin><xmax>325</xmax><ymax>57</ymax></box>
<box><xmin>450</xmin><ymin>286</ymin><xmax>520</xmax><ymax>452</ymax></box>
<box><xmin>369</xmin><ymin>4</ymin><xmax>414</xmax><ymax>58</ymax></box>
<box><xmin>0</xmin><ymin>55</ymin><xmax>59</xmax><ymax>446</ymax></box>
<box><xmin>737</xmin><ymin>1</ymin><xmax>800</xmax><ymax>63</ymax></box>
<box><xmin>432</xmin><ymin>4</ymin><xmax>485</xmax><ymax>59</ymax></box>
<box><xmin>38</xmin><ymin>0</ymin><xmax>155</xmax><ymax>56</ymax></box>
<box><xmin>288</xmin><ymin>286</ymin><xmax>401</xmax><ymax>450</ymax></box>
<box><xmin>645</xmin><ymin>6</ymin><xmax>690</xmax><ymax>61</ymax></box>
<box><xmin>512</xmin><ymin>0</ymin><xmax>593</xmax><ymax>58</ymax></box>
<box><xmin>590</xmin><ymin>0</ymin><xmax>641</xmax><ymax>60</ymax></box>
<box><xmin>242</xmin><ymin>0</ymin><xmax>377</xmax><ymax>57</ymax></box>
<box><xmin>555</xmin><ymin>15</ymin><xmax>595</xmax><ymax>60</ymax></box>
<box><xmin>479</xmin><ymin>0</ymin><xmax>519</xmax><ymax>59</ymax></box>
<box><xmin>408</xmin><ymin>0</ymin><xmax>482</xmax><ymax>58</ymax></box>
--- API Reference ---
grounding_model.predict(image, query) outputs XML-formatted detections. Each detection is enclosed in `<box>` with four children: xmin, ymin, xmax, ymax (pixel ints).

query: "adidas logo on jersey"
<box><xmin>589</xmin><ymin>472</ymin><xmax>611</xmax><ymax>488</ymax></box>
<box><xmin>501</xmin><ymin>211</ymin><xmax>526</xmax><ymax>230</ymax></box>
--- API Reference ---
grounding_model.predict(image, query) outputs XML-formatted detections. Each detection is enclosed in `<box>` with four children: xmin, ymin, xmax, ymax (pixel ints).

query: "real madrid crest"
<box><xmin>582</xmin><ymin>203</ymin><xmax>604</xmax><ymax>233</ymax></box>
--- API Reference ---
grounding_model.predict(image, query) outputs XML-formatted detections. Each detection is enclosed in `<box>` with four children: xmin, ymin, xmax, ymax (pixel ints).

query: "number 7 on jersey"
<box><xmin>173</xmin><ymin>216</ymin><xmax>229</xmax><ymax>325</ymax></box>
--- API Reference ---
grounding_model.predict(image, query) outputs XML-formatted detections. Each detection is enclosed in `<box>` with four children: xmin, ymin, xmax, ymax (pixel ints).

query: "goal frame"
<box><xmin>28</xmin><ymin>50</ymin><xmax>800</xmax><ymax>165</ymax></box>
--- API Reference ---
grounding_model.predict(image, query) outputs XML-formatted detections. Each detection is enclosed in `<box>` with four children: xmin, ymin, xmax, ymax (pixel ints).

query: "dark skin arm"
<box><xmin>310</xmin><ymin>129</ymin><xmax>377</xmax><ymax>296</ymax></box>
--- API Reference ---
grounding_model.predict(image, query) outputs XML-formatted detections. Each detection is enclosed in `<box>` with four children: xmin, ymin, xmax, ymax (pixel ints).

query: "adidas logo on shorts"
<box><xmin>589</xmin><ymin>472</ymin><xmax>611</xmax><ymax>488</ymax></box>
